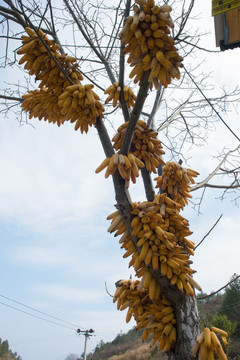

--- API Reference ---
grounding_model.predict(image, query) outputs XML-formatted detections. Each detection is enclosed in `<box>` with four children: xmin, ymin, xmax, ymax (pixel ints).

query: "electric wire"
<box><xmin>0</xmin><ymin>300</ymin><xmax>76</xmax><ymax>330</ymax></box>
<box><xmin>0</xmin><ymin>293</ymin><xmax>87</xmax><ymax>330</ymax></box>
<box><xmin>13</xmin><ymin>335</ymin><xmax>78</xmax><ymax>345</ymax></box>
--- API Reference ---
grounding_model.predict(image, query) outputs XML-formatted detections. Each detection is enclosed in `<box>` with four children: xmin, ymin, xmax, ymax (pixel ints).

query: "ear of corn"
<box><xmin>18</xmin><ymin>27</ymin><xmax>104</xmax><ymax>133</ymax></box>
<box><xmin>191</xmin><ymin>327</ymin><xmax>228</xmax><ymax>359</ymax></box>
<box><xmin>113</xmin><ymin>278</ymin><xmax>177</xmax><ymax>351</ymax></box>
<box><xmin>112</xmin><ymin>120</ymin><xmax>165</xmax><ymax>176</ymax></box>
<box><xmin>154</xmin><ymin>161</ymin><xmax>199</xmax><ymax>209</ymax></box>
<box><xmin>119</xmin><ymin>1</ymin><xmax>183</xmax><ymax>89</ymax></box>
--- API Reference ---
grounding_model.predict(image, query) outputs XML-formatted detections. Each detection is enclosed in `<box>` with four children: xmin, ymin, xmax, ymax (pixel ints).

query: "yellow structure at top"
<box><xmin>212</xmin><ymin>0</ymin><xmax>240</xmax><ymax>16</ymax></box>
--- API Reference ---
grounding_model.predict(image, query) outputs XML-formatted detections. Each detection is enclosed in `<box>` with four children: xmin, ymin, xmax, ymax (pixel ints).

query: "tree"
<box><xmin>0</xmin><ymin>339</ymin><xmax>21</xmax><ymax>360</ymax></box>
<box><xmin>0</xmin><ymin>1</ymin><xmax>239</xmax><ymax>359</ymax></box>
<box><xmin>0</xmin><ymin>340</ymin><xmax>9</xmax><ymax>358</ymax></box>
<box><xmin>211</xmin><ymin>315</ymin><xmax>237</xmax><ymax>340</ymax></box>
<box><xmin>220</xmin><ymin>274</ymin><xmax>240</xmax><ymax>336</ymax></box>
<box><xmin>65</xmin><ymin>353</ymin><xmax>79</xmax><ymax>360</ymax></box>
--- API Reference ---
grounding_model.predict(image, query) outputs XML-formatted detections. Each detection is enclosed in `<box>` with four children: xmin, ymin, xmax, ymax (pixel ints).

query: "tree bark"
<box><xmin>169</xmin><ymin>294</ymin><xmax>200</xmax><ymax>360</ymax></box>
<box><xmin>110</xmin><ymin>161</ymin><xmax>200</xmax><ymax>360</ymax></box>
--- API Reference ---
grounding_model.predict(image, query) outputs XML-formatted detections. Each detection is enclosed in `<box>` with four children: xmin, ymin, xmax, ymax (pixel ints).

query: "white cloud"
<box><xmin>0</xmin><ymin>118</ymin><xmax>113</xmax><ymax>230</ymax></box>
<box><xmin>32</xmin><ymin>283</ymin><xmax>105</xmax><ymax>303</ymax></box>
<box><xmin>192</xmin><ymin>213</ymin><xmax>240</xmax><ymax>293</ymax></box>
<box><xmin>10</xmin><ymin>245</ymin><xmax>73</xmax><ymax>268</ymax></box>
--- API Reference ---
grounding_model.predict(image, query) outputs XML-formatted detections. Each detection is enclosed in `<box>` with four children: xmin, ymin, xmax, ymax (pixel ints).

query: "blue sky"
<box><xmin>0</xmin><ymin>0</ymin><xmax>240</xmax><ymax>360</ymax></box>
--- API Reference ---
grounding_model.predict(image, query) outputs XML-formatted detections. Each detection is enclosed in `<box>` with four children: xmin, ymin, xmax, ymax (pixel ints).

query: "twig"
<box><xmin>118</xmin><ymin>0</ymin><xmax>131</xmax><ymax>123</ymax></box>
<box><xmin>105</xmin><ymin>281</ymin><xmax>113</xmax><ymax>298</ymax></box>
<box><xmin>174</xmin><ymin>0</ymin><xmax>195</xmax><ymax>40</ymax></box>
<box><xmin>1</xmin><ymin>1</ymin><xmax>27</xmax><ymax>28</ymax></box>
<box><xmin>79</xmin><ymin>70</ymin><xmax>105</xmax><ymax>92</ymax></box>
<box><xmin>105</xmin><ymin>0</ymin><xmax>123</xmax><ymax>60</ymax></box>
<box><xmin>180</xmin><ymin>39</ymin><xmax>220</xmax><ymax>53</ymax></box>
<box><xmin>197</xmin><ymin>275</ymin><xmax>240</xmax><ymax>300</ymax></box>
<box><xmin>191</xmin><ymin>144</ymin><xmax>240</xmax><ymax>192</ymax></box>
<box><xmin>200</xmin><ymin>184</ymin><xmax>240</xmax><ymax>189</ymax></box>
<box><xmin>157</xmin><ymin>91</ymin><xmax>194</xmax><ymax>131</ymax></box>
<box><xmin>63</xmin><ymin>0</ymin><xmax>116</xmax><ymax>84</ymax></box>
<box><xmin>147</xmin><ymin>87</ymin><xmax>163</xmax><ymax>129</ymax></box>
<box><xmin>183</xmin><ymin>64</ymin><xmax>240</xmax><ymax>143</ymax></box>
<box><xmin>195</xmin><ymin>214</ymin><xmax>223</xmax><ymax>250</ymax></box>
<box><xmin>9</xmin><ymin>1</ymin><xmax>74</xmax><ymax>85</ymax></box>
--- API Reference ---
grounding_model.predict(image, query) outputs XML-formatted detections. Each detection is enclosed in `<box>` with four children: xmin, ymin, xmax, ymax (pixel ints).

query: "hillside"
<box><xmin>87</xmin><ymin>328</ymin><xmax>167</xmax><ymax>360</ymax></box>
<box><xmin>87</xmin><ymin>295</ymin><xmax>225</xmax><ymax>360</ymax></box>
<box><xmin>87</xmin><ymin>287</ymin><xmax>240</xmax><ymax>360</ymax></box>
<box><xmin>0</xmin><ymin>339</ymin><xmax>21</xmax><ymax>360</ymax></box>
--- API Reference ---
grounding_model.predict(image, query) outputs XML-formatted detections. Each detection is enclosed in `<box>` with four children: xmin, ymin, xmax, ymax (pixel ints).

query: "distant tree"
<box><xmin>0</xmin><ymin>340</ymin><xmax>9</xmax><ymax>357</ymax></box>
<box><xmin>211</xmin><ymin>315</ymin><xmax>237</xmax><ymax>339</ymax></box>
<box><xmin>220</xmin><ymin>273</ymin><xmax>240</xmax><ymax>335</ymax></box>
<box><xmin>198</xmin><ymin>292</ymin><xmax>224</xmax><ymax>329</ymax></box>
<box><xmin>98</xmin><ymin>340</ymin><xmax>106</xmax><ymax>351</ymax></box>
<box><xmin>65</xmin><ymin>353</ymin><xmax>79</xmax><ymax>360</ymax></box>
<box><xmin>0</xmin><ymin>339</ymin><xmax>21</xmax><ymax>360</ymax></box>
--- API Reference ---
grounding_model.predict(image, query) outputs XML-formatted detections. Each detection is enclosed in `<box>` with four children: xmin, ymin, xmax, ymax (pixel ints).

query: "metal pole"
<box><xmin>76</xmin><ymin>328</ymin><xmax>94</xmax><ymax>360</ymax></box>
<box><xmin>83</xmin><ymin>330</ymin><xmax>89</xmax><ymax>360</ymax></box>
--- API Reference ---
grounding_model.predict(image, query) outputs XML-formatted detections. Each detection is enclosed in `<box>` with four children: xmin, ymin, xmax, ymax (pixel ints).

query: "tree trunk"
<box><xmin>169</xmin><ymin>294</ymin><xmax>200</xmax><ymax>360</ymax></box>
<box><xmin>112</xmin><ymin>168</ymin><xmax>200</xmax><ymax>360</ymax></box>
<box><xmin>95</xmin><ymin>119</ymin><xmax>200</xmax><ymax>360</ymax></box>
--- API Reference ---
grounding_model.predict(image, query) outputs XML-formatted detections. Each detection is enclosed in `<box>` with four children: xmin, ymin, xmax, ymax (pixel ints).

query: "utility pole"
<box><xmin>76</xmin><ymin>328</ymin><xmax>94</xmax><ymax>360</ymax></box>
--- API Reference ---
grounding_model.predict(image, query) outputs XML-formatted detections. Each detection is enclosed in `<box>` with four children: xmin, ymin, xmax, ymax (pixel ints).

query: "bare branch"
<box><xmin>95</xmin><ymin>117</ymin><xmax>115</xmax><ymax>159</ymax></box>
<box><xmin>191</xmin><ymin>144</ymin><xmax>240</xmax><ymax>192</ymax></box>
<box><xmin>105</xmin><ymin>281</ymin><xmax>113</xmax><ymax>298</ymax></box>
<box><xmin>118</xmin><ymin>0</ymin><xmax>131</xmax><ymax>123</ymax></box>
<box><xmin>0</xmin><ymin>94</ymin><xmax>23</xmax><ymax>102</ymax></box>
<box><xmin>120</xmin><ymin>70</ymin><xmax>150</xmax><ymax>155</ymax></box>
<box><xmin>63</xmin><ymin>0</ymin><xmax>116</xmax><ymax>83</ymax></box>
<box><xmin>183</xmin><ymin>64</ymin><xmax>240</xmax><ymax>143</ymax></box>
<box><xmin>197</xmin><ymin>275</ymin><xmax>240</xmax><ymax>300</ymax></box>
<box><xmin>141</xmin><ymin>168</ymin><xmax>155</xmax><ymax>202</ymax></box>
<box><xmin>202</xmin><ymin>183</ymin><xmax>240</xmax><ymax>189</ymax></box>
<box><xmin>195</xmin><ymin>214</ymin><xmax>223</xmax><ymax>250</ymax></box>
<box><xmin>173</xmin><ymin>0</ymin><xmax>195</xmax><ymax>40</ymax></box>
<box><xmin>147</xmin><ymin>87</ymin><xmax>164</xmax><ymax>129</ymax></box>
<box><xmin>1</xmin><ymin>1</ymin><xmax>27</xmax><ymax>28</ymax></box>
<box><xmin>157</xmin><ymin>91</ymin><xmax>194</xmax><ymax>131</ymax></box>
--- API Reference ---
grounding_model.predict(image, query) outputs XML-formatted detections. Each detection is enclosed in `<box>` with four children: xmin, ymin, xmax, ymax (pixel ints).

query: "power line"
<box><xmin>13</xmin><ymin>335</ymin><xmax>78</xmax><ymax>344</ymax></box>
<box><xmin>0</xmin><ymin>300</ymin><xmax>76</xmax><ymax>330</ymax></box>
<box><xmin>0</xmin><ymin>293</ymin><xmax>86</xmax><ymax>330</ymax></box>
